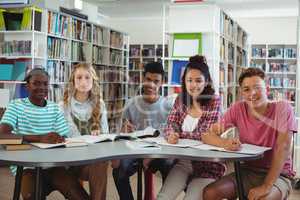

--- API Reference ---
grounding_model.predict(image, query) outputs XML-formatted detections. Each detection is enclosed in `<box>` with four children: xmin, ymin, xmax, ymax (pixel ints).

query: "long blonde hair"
<box><xmin>64</xmin><ymin>63</ymin><xmax>102</xmax><ymax>131</ymax></box>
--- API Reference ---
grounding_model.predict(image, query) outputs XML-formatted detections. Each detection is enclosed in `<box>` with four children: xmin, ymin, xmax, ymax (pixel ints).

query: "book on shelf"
<box><xmin>0</xmin><ymin>10</ymin><xmax>5</xmax><ymax>31</ymax></box>
<box><xmin>268</xmin><ymin>48</ymin><xmax>284</xmax><ymax>58</ymax></box>
<box><xmin>48</xmin><ymin>11</ymin><xmax>70</xmax><ymax>37</ymax></box>
<box><xmin>110</xmin><ymin>31</ymin><xmax>123</xmax><ymax>49</ymax></box>
<box><xmin>0</xmin><ymin>134</ymin><xmax>23</xmax><ymax>145</ymax></box>
<box><xmin>47</xmin><ymin>37</ymin><xmax>69</xmax><ymax>60</ymax></box>
<box><xmin>48</xmin><ymin>85</ymin><xmax>64</xmax><ymax>102</ymax></box>
<box><xmin>142</xmin><ymin>46</ymin><xmax>155</xmax><ymax>57</ymax></box>
<box><xmin>129</xmin><ymin>45</ymin><xmax>141</xmax><ymax>57</ymax></box>
<box><xmin>0</xmin><ymin>61</ymin><xmax>28</xmax><ymax>81</ymax></box>
<box><xmin>71</xmin><ymin>41</ymin><xmax>88</xmax><ymax>62</ymax></box>
<box><xmin>219</xmin><ymin>67</ymin><xmax>225</xmax><ymax>86</ymax></box>
<box><xmin>284</xmin><ymin>48</ymin><xmax>296</xmax><ymax>58</ymax></box>
<box><xmin>93</xmin><ymin>26</ymin><xmax>106</xmax><ymax>45</ymax></box>
<box><xmin>0</xmin><ymin>40</ymin><xmax>31</xmax><ymax>57</ymax></box>
<box><xmin>110</xmin><ymin>49</ymin><xmax>122</xmax><ymax>65</ymax></box>
<box><xmin>12</xmin><ymin>61</ymin><xmax>27</xmax><ymax>81</ymax></box>
<box><xmin>1</xmin><ymin>7</ymin><xmax>42</xmax><ymax>31</ymax></box>
<box><xmin>93</xmin><ymin>46</ymin><xmax>106</xmax><ymax>64</ymax></box>
<box><xmin>47</xmin><ymin>61</ymin><xmax>71</xmax><ymax>83</ymax></box>
<box><xmin>227</xmin><ymin>89</ymin><xmax>233</xmax><ymax>107</ymax></box>
<box><xmin>171</xmin><ymin>60</ymin><xmax>188</xmax><ymax>85</ymax></box>
<box><xmin>252</xmin><ymin>47</ymin><xmax>266</xmax><ymax>58</ymax></box>
<box><xmin>14</xmin><ymin>84</ymin><xmax>28</xmax><ymax>99</ymax></box>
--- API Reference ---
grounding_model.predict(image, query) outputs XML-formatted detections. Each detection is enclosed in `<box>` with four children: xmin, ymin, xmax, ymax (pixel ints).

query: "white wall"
<box><xmin>107</xmin><ymin>15</ymin><xmax>298</xmax><ymax>46</ymax></box>
<box><xmin>108</xmin><ymin>17</ymin><xmax>164</xmax><ymax>44</ymax></box>
<box><xmin>236</xmin><ymin>17</ymin><xmax>297</xmax><ymax>45</ymax></box>
<box><xmin>44</xmin><ymin>0</ymin><xmax>110</xmax><ymax>26</ymax></box>
<box><xmin>42</xmin><ymin>1</ymin><xmax>298</xmax><ymax>45</ymax></box>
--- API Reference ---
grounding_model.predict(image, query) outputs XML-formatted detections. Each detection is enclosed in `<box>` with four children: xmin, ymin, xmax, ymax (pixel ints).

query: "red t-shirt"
<box><xmin>221</xmin><ymin>100</ymin><xmax>297</xmax><ymax>177</ymax></box>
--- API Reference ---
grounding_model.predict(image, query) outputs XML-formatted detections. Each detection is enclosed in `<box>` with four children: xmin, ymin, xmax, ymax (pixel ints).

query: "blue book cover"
<box><xmin>12</xmin><ymin>61</ymin><xmax>27</xmax><ymax>81</ymax></box>
<box><xmin>14</xmin><ymin>84</ymin><xmax>28</xmax><ymax>98</ymax></box>
<box><xmin>171</xmin><ymin>60</ymin><xmax>188</xmax><ymax>85</ymax></box>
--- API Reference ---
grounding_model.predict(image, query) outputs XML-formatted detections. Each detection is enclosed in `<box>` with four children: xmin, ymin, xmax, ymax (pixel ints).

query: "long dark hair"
<box><xmin>181</xmin><ymin>55</ymin><xmax>215</xmax><ymax>107</ymax></box>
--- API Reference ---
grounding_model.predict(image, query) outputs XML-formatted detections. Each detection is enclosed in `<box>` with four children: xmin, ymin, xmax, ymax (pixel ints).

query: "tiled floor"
<box><xmin>0</xmin><ymin>166</ymin><xmax>299</xmax><ymax>200</ymax></box>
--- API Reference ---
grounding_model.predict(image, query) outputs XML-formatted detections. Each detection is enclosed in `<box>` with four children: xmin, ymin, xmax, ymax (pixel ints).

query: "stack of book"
<box><xmin>0</xmin><ymin>134</ymin><xmax>31</xmax><ymax>151</ymax></box>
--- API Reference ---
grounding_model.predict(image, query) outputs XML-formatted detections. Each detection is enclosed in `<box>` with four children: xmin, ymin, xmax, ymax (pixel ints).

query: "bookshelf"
<box><xmin>0</xmin><ymin>6</ymin><xmax>129</xmax><ymax>132</ymax></box>
<box><xmin>128</xmin><ymin>44</ymin><xmax>168</xmax><ymax>98</ymax></box>
<box><xmin>162</xmin><ymin>3</ymin><xmax>249</xmax><ymax>111</ymax></box>
<box><xmin>0</xmin><ymin>5</ymin><xmax>47</xmax><ymax>103</ymax></box>
<box><xmin>251</xmin><ymin>44</ymin><xmax>297</xmax><ymax>109</ymax></box>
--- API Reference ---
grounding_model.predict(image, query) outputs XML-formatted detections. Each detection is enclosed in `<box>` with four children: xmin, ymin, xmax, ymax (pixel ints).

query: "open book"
<box><xmin>31</xmin><ymin>127</ymin><xmax>160</xmax><ymax>149</ymax></box>
<box><xmin>125</xmin><ymin>140</ymin><xmax>161</xmax><ymax>150</ymax></box>
<box><xmin>119</xmin><ymin>126</ymin><xmax>160</xmax><ymax>138</ymax></box>
<box><xmin>142</xmin><ymin>137</ymin><xmax>203</xmax><ymax>148</ymax></box>
<box><xmin>30</xmin><ymin>134</ymin><xmax>127</xmax><ymax>149</ymax></box>
<box><xmin>192</xmin><ymin>143</ymin><xmax>271</xmax><ymax>155</ymax></box>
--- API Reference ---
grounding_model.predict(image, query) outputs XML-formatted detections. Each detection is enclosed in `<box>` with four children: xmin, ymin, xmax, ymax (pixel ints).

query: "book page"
<box><xmin>142</xmin><ymin>137</ymin><xmax>202</xmax><ymax>148</ymax></box>
<box><xmin>125</xmin><ymin>141</ymin><xmax>161</xmax><ymax>150</ymax></box>
<box><xmin>192</xmin><ymin>143</ymin><xmax>271</xmax><ymax>155</ymax></box>
<box><xmin>69</xmin><ymin>134</ymin><xmax>118</xmax><ymax>144</ymax></box>
<box><xmin>119</xmin><ymin>126</ymin><xmax>159</xmax><ymax>138</ymax></box>
<box><xmin>30</xmin><ymin>142</ymin><xmax>65</xmax><ymax>149</ymax></box>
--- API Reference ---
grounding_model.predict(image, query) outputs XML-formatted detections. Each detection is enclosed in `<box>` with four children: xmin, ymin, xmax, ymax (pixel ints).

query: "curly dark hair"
<box><xmin>238</xmin><ymin>67</ymin><xmax>265</xmax><ymax>86</ymax></box>
<box><xmin>181</xmin><ymin>55</ymin><xmax>215</xmax><ymax>107</ymax></box>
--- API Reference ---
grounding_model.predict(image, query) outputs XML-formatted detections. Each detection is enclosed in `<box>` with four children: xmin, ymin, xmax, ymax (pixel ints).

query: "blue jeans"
<box><xmin>112</xmin><ymin>158</ymin><xmax>173</xmax><ymax>200</ymax></box>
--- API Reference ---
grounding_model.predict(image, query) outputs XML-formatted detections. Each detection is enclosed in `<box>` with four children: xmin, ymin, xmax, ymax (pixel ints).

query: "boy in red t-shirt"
<box><xmin>202</xmin><ymin>67</ymin><xmax>297</xmax><ymax>200</ymax></box>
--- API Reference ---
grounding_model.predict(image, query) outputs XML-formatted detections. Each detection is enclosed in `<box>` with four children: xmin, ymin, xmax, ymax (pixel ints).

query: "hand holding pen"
<box><xmin>121</xmin><ymin>119</ymin><xmax>136</xmax><ymax>133</ymax></box>
<box><xmin>224</xmin><ymin>138</ymin><xmax>241</xmax><ymax>151</ymax></box>
<box><xmin>167</xmin><ymin>132</ymin><xmax>179</xmax><ymax>144</ymax></box>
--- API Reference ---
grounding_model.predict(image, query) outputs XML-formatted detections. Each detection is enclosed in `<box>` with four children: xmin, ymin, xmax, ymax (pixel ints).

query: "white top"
<box><xmin>59</xmin><ymin>97</ymin><xmax>109</xmax><ymax>137</ymax></box>
<box><xmin>182</xmin><ymin>114</ymin><xmax>200</xmax><ymax>132</ymax></box>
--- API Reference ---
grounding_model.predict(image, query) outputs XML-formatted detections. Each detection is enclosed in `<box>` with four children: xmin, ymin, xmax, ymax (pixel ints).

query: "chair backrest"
<box><xmin>292</xmin><ymin>117</ymin><xmax>300</xmax><ymax>174</ymax></box>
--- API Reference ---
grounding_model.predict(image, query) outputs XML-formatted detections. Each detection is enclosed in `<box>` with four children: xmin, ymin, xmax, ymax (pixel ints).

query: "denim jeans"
<box><xmin>112</xmin><ymin>158</ymin><xmax>173</xmax><ymax>200</ymax></box>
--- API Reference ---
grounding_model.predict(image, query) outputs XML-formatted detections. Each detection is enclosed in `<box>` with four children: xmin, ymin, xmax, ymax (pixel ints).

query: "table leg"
<box><xmin>234</xmin><ymin>161</ymin><xmax>246</xmax><ymax>200</ymax></box>
<box><xmin>35</xmin><ymin>167</ymin><xmax>43</xmax><ymax>200</ymax></box>
<box><xmin>137</xmin><ymin>159</ymin><xmax>143</xmax><ymax>200</ymax></box>
<box><xmin>13</xmin><ymin>166</ymin><xmax>23</xmax><ymax>200</ymax></box>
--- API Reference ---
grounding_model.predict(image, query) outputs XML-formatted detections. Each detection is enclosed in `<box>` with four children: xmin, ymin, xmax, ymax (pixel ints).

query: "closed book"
<box><xmin>3</xmin><ymin>143</ymin><xmax>32</xmax><ymax>151</ymax></box>
<box><xmin>0</xmin><ymin>134</ymin><xmax>23</xmax><ymax>145</ymax></box>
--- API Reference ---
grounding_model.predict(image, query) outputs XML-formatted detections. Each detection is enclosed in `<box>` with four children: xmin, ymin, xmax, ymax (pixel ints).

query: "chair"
<box><xmin>292</xmin><ymin>130</ymin><xmax>300</xmax><ymax>189</ymax></box>
<box><xmin>144</xmin><ymin>169</ymin><xmax>155</xmax><ymax>200</ymax></box>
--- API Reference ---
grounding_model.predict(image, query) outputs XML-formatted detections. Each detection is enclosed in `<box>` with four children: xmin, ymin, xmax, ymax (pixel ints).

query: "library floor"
<box><xmin>0</xmin><ymin>166</ymin><xmax>299</xmax><ymax>200</ymax></box>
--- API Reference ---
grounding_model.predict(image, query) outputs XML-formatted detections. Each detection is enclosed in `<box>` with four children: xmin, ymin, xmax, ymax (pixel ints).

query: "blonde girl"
<box><xmin>61</xmin><ymin>63</ymin><xmax>109</xmax><ymax>200</ymax></box>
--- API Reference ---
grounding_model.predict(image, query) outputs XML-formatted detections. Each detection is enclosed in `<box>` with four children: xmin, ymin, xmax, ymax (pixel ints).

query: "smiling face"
<box><xmin>184</xmin><ymin>68</ymin><xmax>206</xmax><ymax>99</ymax></box>
<box><xmin>240</xmin><ymin>76</ymin><xmax>268</xmax><ymax>109</ymax></box>
<box><xmin>142</xmin><ymin>72</ymin><xmax>163</xmax><ymax>100</ymax></box>
<box><xmin>74</xmin><ymin>67</ymin><xmax>93</xmax><ymax>95</ymax></box>
<box><xmin>26</xmin><ymin>73</ymin><xmax>49</xmax><ymax>103</ymax></box>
